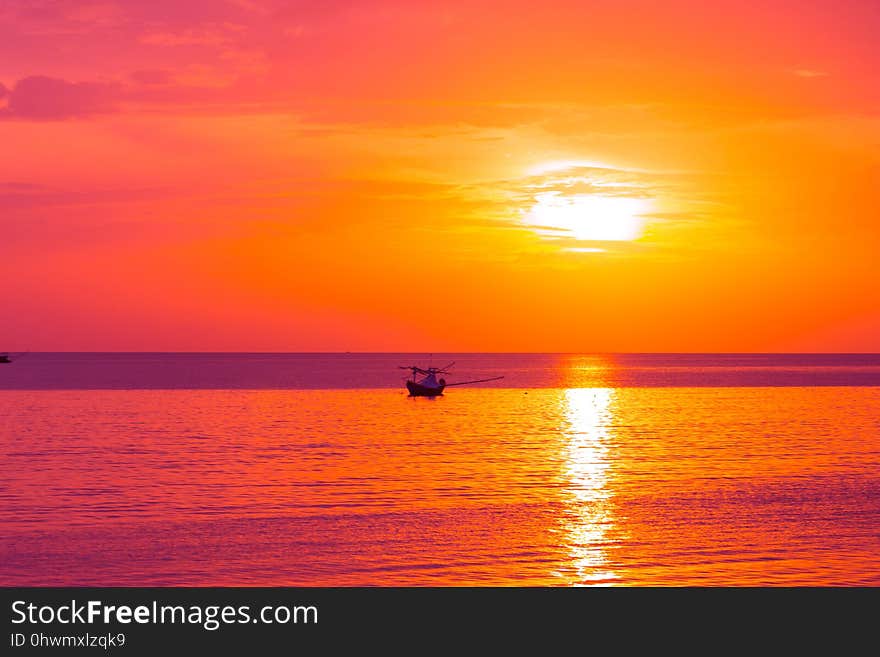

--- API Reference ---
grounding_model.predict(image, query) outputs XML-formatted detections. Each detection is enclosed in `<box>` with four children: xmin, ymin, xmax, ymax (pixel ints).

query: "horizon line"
<box><xmin>8</xmin><ymin>351</ymin><xmax>880</xmax><ymax>356</ymax></box>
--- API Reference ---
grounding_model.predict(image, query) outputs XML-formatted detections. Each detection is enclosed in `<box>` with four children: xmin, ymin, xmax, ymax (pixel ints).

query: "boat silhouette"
<box><xmin>1</xmin><ymin>351</ymin><xmax>28</xmax><ymax>364</ymax></box>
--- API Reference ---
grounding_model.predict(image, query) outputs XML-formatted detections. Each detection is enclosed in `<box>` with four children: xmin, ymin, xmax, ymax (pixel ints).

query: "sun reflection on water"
<box><xmin>561</xmin><ymin>387</ymin><xmax>618</xmax><ymax>585</ymax></box>
<box><xmin>560</xmin><ymin>354</ymin><xmax>616</xmax><ymax>388</ymax></box>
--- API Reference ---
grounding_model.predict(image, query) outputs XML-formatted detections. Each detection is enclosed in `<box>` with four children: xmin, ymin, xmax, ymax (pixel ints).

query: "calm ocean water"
<box><xmin>1</xmin><ymin>353</ymin><xmax>879</xmax><ymax>585</ymax></box>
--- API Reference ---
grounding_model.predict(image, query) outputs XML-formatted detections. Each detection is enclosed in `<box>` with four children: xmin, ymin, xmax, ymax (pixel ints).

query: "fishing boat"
<box><xmin>399</xmin><ymin>362</ymin><xmax>504</xmax><ymax>397</ymax></box>
<box><xmin>401</xmin><ymin>365</ymin><xmax>447</xmax><ymax>396</ymax></box>
<box><xmin>0</xmin><ymin>351</ymin><xmax>28</xmax><ymax>364</ymax></box>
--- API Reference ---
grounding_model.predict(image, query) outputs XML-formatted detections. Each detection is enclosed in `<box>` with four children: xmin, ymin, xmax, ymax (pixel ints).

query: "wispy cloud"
<box><xmin>792</xmin><ymin>68</ymin><xmax>829</xmax><ymax>78</ymax></box>
<box><xmin>129</xmin><ymin>69</ymin><xmax>173</xmax><ymax>85</ymax></box>
<box><xmin>139</xmin><ymin>24</ymin><xmax>243</xmax><ymax>47</ymax></box>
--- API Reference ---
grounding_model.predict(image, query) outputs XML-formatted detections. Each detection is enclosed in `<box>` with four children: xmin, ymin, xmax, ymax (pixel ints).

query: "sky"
<box><xmin>2</xmin><ymin>0</ymin><xmax>878</xmax><ymax>351</ymax></box>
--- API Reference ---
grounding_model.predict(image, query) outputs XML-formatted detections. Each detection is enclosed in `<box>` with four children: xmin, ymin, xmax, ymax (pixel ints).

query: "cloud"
<box><xmin>0</xmin><ymin>82</ymin><xmax>7</xmax><ymax>100</ymax></box>
<box><xmin>139</xmin><ymin>26</ymin><xmax>237</xmax><ymax>47</ymax></box>
<box><xmin>0</xmin><ymin>181</ymin><xmax>49</xmax><ymax>192</ymax></box>
<box><xmin>130</xmin><ymin>69</ymin><xmax>173</xmax><ymax>85</ymax></box>
<box><xmin>0</xmin><ymin>75</ymin><xmax>118</xmax><ymax>119</ymax></box>
<box><xmin>793</xmin><ymin>69</ymin><xmax>829</xmax><ymax>78</ymax></box>
<box><xmin>0</xmin><ymin>183</ymin><xmax>175</xmax><ymax>212</ymax></box>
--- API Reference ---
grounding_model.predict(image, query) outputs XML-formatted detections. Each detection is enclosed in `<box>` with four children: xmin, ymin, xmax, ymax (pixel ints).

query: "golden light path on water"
<box><xmin>560</xmin><ymin>383</ymin><xmax>619</xmax><ymax>586</ymax></box>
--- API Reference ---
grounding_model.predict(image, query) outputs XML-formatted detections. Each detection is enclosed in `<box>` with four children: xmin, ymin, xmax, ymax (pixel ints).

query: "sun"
<box><xmin>523</xmin><ymin>192</ymin><xmax>652</xmax><ymax>243</ymax></box>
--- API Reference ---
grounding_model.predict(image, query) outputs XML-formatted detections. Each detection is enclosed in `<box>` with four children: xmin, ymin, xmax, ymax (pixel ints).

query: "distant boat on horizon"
<box><xmin>399</xmin><ymin>362</ymin><xmax>504</xmax><ymax>397</ymax></box>
<box><xmin>0</xmin><ymin>351</ymin><xmax>28</xmax><ymax>364</ymax></box>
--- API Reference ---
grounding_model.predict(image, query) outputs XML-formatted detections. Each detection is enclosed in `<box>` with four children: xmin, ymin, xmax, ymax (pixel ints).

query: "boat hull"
<box><xmin>406</xmin><ymin>380</ymin><xmax>445</xmax><ymax>397</ymax></box>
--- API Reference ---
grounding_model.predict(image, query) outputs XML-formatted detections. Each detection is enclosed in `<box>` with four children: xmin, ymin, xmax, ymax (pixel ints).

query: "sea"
<box><xmin>1</xmin><ymin>353</ymin><xmax>878</xmax><ymax>586</ymax></box>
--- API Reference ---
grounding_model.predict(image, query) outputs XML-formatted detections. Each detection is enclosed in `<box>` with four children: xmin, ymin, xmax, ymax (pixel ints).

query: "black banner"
<box><xmin>0</xmin><ymin>587</ymin><xmax>871</xmax><ymax>652</ymax></box>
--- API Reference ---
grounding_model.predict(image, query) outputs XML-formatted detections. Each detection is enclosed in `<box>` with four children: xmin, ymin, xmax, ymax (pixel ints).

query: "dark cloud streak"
<box><xmin>0</xmin><ymin>76</ymin><xmax>118</xmax><ymax>120</ymax></box>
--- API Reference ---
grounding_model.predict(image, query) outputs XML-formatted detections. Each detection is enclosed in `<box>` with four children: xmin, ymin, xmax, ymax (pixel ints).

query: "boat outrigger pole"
<box><xmin>443</xmin><ymin>376</ymin><xmax>505</xmax><ymax>387</ymax></box>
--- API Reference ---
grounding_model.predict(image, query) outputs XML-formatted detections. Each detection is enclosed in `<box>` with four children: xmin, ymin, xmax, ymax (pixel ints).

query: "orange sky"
<box><xmin>1</xmin><ymin>0</ymin><xmax>878</xmax><ymax>351</ymax></box>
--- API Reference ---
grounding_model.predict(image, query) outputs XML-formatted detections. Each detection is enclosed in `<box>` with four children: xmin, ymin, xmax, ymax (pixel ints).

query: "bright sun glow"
<box><xmin>524</xmin><ymin>192</ymin><xmax>652</xmax><ymax>243</ymax></box>
<box><xmin>526</xmin><ymin>159</ymin><xmax>614</xmax><ymax>176</ymax></box>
